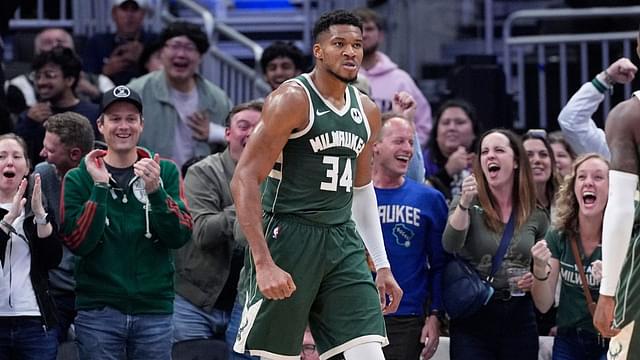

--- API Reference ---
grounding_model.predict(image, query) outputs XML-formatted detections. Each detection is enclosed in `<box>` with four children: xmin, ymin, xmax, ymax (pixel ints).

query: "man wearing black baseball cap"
<box><xmin>61</xmin><ymin>85</ymin><xmax>192</xmax><ymax>359</ymax></box>
<box><xmin>101</xmin><ymin>84</ymin><xmax>144</xmax><ymax>113</ymax></box>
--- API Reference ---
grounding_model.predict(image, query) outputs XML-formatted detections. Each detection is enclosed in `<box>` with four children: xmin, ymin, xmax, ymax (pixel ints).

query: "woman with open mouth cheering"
<box><xmin>0</xmin><ymin>133</ymin><xmax>61</xmax><ymax>359</ymax></box>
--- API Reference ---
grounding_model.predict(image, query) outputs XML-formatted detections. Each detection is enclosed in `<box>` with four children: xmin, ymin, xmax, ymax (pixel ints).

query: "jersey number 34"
<box><xmin>320</xmin><ymin>156</ymin><xmax>352</xmax><ymax>192</ymax></box>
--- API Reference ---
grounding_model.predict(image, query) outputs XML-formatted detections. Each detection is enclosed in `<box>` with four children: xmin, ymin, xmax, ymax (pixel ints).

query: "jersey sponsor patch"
<box><xmin>351</xmin><ymin>108</ymin><xmax>363</xmax><ymax>124</ymax></box>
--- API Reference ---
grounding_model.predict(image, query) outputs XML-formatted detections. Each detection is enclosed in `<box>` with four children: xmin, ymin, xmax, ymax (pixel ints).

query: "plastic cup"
<box><xmin>507</xmin><ymin>268</ymin><xmax>528</xmax><ymax>297</ymax></box>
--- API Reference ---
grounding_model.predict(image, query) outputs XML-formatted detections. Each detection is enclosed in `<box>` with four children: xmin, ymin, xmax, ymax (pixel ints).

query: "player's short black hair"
<box><xmin>161</xmin><ymin>21</ymin><xmax>210</xmax><ymax>54</ymax></box>
<box><xmin>312</xmin><ymin>9</ymin><xmax>363</xmax><ymax>42</ymax></box>
<box><xmin>260</xmin><ymin>41</ymin><xmax>306</xmax><ymax>73</ymax></box>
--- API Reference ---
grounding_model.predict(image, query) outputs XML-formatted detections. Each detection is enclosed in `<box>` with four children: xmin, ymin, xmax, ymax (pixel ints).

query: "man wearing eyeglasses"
<box><xmin>15</xmin><ymin>47</ymin><xmax>100</xmax><ymax>167</ymax></box>
<box><xmin>127</xmin><ymin>22</ymin><xmax>232</xmax><ymax>168</ymax></box>
<box><xmin>301</xmin><ymin>328</ymin><xmax>320</xmax><ymax>360</ymax></box>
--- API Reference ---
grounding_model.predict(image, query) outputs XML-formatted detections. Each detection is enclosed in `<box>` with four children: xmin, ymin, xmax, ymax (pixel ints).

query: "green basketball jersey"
<box><xmin>614</xmin><ymin>199</ymin><xmax>640</xmax><ymax>329</ymax></box>
<box><xmin>261</xmin><ymin>74</ymin><xmax>371</xmax><ymax>225</ymax></box>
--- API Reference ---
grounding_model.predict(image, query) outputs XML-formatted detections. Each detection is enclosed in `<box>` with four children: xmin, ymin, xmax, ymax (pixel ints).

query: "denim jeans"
<box><xmin>0</xmin><ymin>316</ymin><xmax>58</xmax><ymax>360</ymax></box>
<box><xmin>75</xmin><ymin>306</ymin><xmax>173</xmax><ymax>360</ymax></box>
<box><xmin>172</xmin><ymin>294</ymin><xmax>229</xmax><ymax>342</ymax></box>
<box><xmin>553</xmin><ymin>329</ymin><xmax>608</xmax><ymax>360</ymax></box>
<box><xmin>225</xmin><ymin>296</ymin><xmax>258</xmax><ymax>360</ymax></box>
<box><xmin>53</xmin><ymin>292</ymin><xmax>76</xmax><ymax>342</ymax></box>
<box><xmin>450</xmin><ymin>295</ymin><xmax>538</xmax><ymax>360</ymax></box>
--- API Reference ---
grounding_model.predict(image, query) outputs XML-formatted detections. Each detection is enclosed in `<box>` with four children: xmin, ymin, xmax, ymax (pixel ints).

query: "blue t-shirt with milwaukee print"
<box><xmin>375</xmin><ymin>178</ymin><xmax>448</xmax><ymax>316</ymax></box>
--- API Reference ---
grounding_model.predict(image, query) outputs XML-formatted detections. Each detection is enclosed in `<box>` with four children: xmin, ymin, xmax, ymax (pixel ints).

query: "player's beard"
<box><xmin>327</xmin><ymin>67</ymin><xmax>358</xmax><ymax>84</ymax></box>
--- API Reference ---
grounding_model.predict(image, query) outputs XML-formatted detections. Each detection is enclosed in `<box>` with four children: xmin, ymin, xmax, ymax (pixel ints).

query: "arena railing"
<box><xmin>502</xmin><ymin>6</ymin><xmax>640</xmax><ymax>129</ymax></box>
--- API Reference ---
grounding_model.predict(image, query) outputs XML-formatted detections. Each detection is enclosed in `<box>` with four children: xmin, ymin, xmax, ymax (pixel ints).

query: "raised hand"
<box><xmin>459</xmin><ymin>174</ymin><xmax>477</xmax><ymax>209</ymax></box>
<box><xmin>531</xmin><ymin>240</ymin><xmax>552</xmax><ymax>281</ymax></box>
<box><xmin>606</xmin><ymin>58</ymin><xmax>637</xmax><ymax>84</ymax></box>
<box><xmin>391</xmin><ymin>91</ymin><xmax>417</xmax><ymax>121</ymax></box>
<box><xmin>134</xmin><ymin>153</ymin><xmax>161</xmax><ymax>194</ymax></box>
<box><xmin>31</xmin><ymin>174</ymin><xmax>46</xmax><ymax>219</ymax></box>
<box><xmin>4</xmin><ymin>178</ymin><xmax>27</xmax><ymax>224</ymax></box>
<box><xmin>85</xmin><ymin>149</ymin><xmax>109</xmax><ymax>184</ymax></box>
<box><xmin>445</xmin><ymin>146</ymin><xmax>473</xmax><ymax>176</ymax></box>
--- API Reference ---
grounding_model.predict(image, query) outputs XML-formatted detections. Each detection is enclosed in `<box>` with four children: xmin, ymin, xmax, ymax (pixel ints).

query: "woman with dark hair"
<box><xmin>548</xmin><ymin>131</ymin><xmax>577</xmax><ymax>179</ymax></box>
<box><xmin>443</xmin><ymin>129</ymin><xmax>548</xmax><ymax>359</ymax></box>
<box><xmin>0</xmin><ymin>133</ymin><xmax>61</xmax><ymax>359</ymax></box>
<box><xmin>424</xmin><ymin>99</ymin><xmax>479</xmax><ymax>202</ymax></box>
<box><xmin>522</xmin><ymin>130</ymin><xmax>562</xmax><ymax>214</ymax></box>
<box><xmin>531</xmin><ymin>153</ymin><xmax>609</xmax><ymax>359</ymax></box>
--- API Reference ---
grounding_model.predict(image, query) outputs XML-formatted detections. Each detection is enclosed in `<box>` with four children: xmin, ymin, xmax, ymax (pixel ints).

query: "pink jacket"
<box><xmin>360</xmin><ymin>52</ymin><xmax>433</xmax><ymax>147</ymax></box>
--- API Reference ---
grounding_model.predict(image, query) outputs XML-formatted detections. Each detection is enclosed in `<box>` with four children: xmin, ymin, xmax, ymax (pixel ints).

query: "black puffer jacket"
<box><xmin>0</xmin><ymin>198</ymin><xmax>62</xmax><ymax>330</ymax></box>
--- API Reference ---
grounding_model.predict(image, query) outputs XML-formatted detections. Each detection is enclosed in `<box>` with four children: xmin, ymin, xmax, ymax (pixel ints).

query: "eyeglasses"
<box><xmin>525</xmin><ymin>129</ymin><xmax>547</xmax><ymax>139</ymax></box>
<box><xmin>164</xmin><ymin>41</ymin><xmax>198</xmax><ymax>54</ymax></box>
<box><xmin>30</xmin><ymin>70</ymin><xmax>62</xmax><ymax>81</ymax></box>
<box><xmin>302</xmin><ymin>344</ymin><xmax>317</xmax><ymax>355</ymax></box>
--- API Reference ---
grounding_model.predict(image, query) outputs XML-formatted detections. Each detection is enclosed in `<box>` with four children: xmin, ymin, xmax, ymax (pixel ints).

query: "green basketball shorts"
<box><xmin>233</xmin><ymin>213</ymin><xmax>387</xmax><ymax>359</ymax></box>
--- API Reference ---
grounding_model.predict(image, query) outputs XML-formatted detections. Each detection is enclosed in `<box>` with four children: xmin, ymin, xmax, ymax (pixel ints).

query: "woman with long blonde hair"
<box><xmin>531</xmin><ymin>153</ymin><xmax>609</xmax><ymax>359</ymax></box>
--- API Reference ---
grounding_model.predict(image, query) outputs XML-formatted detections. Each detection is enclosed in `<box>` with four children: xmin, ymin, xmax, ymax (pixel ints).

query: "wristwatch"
<box><xmin>34</xmin><ymin>212</ymin><xmax>48</xmax><ymax>225</ymax></box>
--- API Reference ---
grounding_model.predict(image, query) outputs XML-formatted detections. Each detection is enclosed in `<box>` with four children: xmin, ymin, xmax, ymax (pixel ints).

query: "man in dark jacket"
<box><xmin>174</xmin><ymin>100</ymin><xmax>262</xmax><ymax>344</ymax></box>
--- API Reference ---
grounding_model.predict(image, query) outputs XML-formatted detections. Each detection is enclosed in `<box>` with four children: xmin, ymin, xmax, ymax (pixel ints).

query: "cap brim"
<box><xmin>102</xmin><ymin>99</ymin><xmax>143</xmax><ymax>114</ymax></box>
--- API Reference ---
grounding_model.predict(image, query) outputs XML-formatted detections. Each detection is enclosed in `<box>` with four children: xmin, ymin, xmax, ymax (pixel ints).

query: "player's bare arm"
<box><xmin>595</xmin><ymin>98</ymin><xmax>640</xmax><ymax>337</ymax></box>
<box><xmin>354</xmin><ymin>94</ymin><xmax>404</xmax><ymax>314</ymax></box>
<box><xmin>230</xmin><ymin>83</ymin><xmax>309</xmax><ymax>300</ymax></box>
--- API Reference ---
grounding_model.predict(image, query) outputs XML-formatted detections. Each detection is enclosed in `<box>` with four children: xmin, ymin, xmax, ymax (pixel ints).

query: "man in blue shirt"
<box><xmin>372</xmin><ymin>111</ymin><xmax>447</xmax><ymax>360</ymax></box>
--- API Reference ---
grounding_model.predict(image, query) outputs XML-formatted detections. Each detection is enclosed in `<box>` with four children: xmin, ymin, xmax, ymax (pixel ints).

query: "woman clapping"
<box><xmin>0</xmin><ymin>134</ymin><xmax>61</xmax><ymax>359</ymax></box>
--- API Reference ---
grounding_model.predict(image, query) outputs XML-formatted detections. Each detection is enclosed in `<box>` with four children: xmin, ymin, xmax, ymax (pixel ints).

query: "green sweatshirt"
<box><xmin>61</xmin><ymin>147</ymin><xmax>192</xmax><ymax>314</ymax></box>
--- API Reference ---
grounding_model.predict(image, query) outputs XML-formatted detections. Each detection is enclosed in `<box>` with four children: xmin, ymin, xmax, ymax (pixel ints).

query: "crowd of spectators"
<box><xmin>0</xmin><ymin>1</ymin><xmax>636</xmax><ymax>359</ymax></box>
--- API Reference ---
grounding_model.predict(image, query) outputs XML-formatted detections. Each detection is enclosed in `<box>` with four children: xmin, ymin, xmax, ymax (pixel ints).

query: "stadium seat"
<box><xmin>172</xmin><ymin>339</ymin><xmax>229</xmax><ymax>360</ymax></box>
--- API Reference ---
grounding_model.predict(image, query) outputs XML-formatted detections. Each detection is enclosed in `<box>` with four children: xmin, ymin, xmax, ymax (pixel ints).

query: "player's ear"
<box><xmin>313</xmin><ymin>43</ymin><xmax>323</xmax><ymax>61</ymax></box>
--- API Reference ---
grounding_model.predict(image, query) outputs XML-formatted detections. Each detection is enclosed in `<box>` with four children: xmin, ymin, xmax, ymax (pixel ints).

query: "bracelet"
<box><xmin>457</xmin><ymin>202</ymin><xmax>469</xmax><ymax>211</ymax></box>
<box><xmin>94</xmin><ymin>182</ymin><xmax>110</xmax><ymax>189</ymax></box>
<box><xmin>533</xmin><ymin>270</ymin><xmax>550</xmax><ymax>281</ymax></box>
<box><xmin>603</xmin><ymin>70</ymin><xmax>616</xmax><ymax>87</ymax></box>
<box><xmin>33</xmin><ymin>212</ymin><xmax>48</xmax><ymax>225</ymax></box>
<box><xmin>0</xmin><ymin>219</ymin><xmax>16</xmax><ymax>234</ymax></box>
